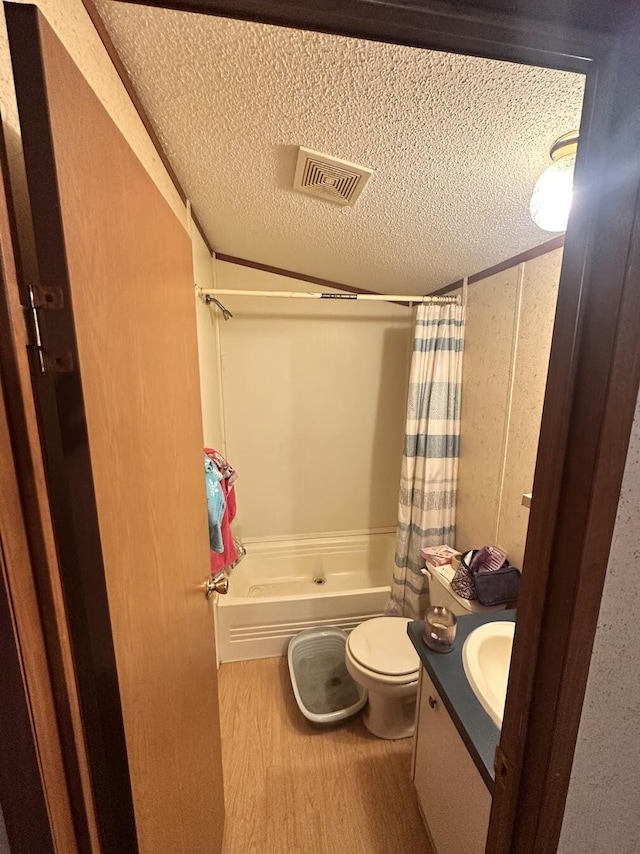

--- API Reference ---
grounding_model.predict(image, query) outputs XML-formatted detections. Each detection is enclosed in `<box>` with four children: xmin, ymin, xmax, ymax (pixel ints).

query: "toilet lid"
<box><xmin>348</xmin><ymin>617</ymin><xmax>419</xmax><ymax>677</ymax></box>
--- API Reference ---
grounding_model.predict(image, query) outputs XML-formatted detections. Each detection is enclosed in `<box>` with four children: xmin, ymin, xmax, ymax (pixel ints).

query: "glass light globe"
<box><xmin>529</xmin><ymin>152</ymin><xmax>576</xmax><ymax>232</ymax></box>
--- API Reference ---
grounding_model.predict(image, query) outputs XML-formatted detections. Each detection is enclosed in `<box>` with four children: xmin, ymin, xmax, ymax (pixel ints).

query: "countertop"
<box><xmin>408</xmin><ymin>609</ymin><xmax>516</xmax><ymax>791</ymax></box>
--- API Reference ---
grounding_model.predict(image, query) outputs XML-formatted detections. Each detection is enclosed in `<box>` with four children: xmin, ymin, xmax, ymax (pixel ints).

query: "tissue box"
<box><xmin>421</xmin><ymin>545</ymin><xmax>459</xmax><ymax>569</ymax></box>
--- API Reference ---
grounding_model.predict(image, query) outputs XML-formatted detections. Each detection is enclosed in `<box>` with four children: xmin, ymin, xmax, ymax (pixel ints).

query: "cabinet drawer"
<box><xmin>413</xmin><ymin>669</ymin><xmax>491</xmax><ymax>854</ymax></box>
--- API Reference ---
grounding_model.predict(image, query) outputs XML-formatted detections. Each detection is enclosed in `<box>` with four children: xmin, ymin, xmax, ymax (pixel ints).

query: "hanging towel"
<box><xmin>206</xmin><ymin>448</ymin><xmax>237</xmax><ymax>486</ymax></box>
<box><xmin>205</xmin><ymin>448</ymin><xmax>239</xmax><ymax>572</ymax></box>
<box><xmin>204</xmin><ymin>454</ymin><xmax>226</xmax><ymax>553</ymax></box>
<box><xmin>210</xmin><ymin>477</ymin><xmax>238</xmax><ymax>573</ymax></box>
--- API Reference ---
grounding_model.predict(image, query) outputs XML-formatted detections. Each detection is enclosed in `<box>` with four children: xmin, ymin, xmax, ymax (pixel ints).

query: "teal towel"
<box><xmin>204</xmin><ymin>454</ymin><xmax>226</xmax><ymax>553</ymax></box>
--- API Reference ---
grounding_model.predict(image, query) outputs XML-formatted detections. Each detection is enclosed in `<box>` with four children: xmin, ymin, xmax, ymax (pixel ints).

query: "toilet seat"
<box><xmin>347</xmin><ymin>617</ymin><xmax>419</xmax><ymax>683</ymax></box>
<box><xmin>345</xmin><ymin>651</ymin><xmax>419</xmax><ymax>687</ymax></box>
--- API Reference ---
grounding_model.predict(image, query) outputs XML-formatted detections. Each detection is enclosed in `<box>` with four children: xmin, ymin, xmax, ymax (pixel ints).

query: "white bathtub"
<box><xmin>215</xmin><ymin>531</ymin><xmax>395</xmax><ymax>662</ymax></box>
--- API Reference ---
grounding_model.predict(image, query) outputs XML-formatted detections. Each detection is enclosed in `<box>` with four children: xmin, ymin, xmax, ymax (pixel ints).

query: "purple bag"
<box><xmin>473</xmin><ymin>564</ymin><xmax>521</xmax><ymax>606</ymax></box>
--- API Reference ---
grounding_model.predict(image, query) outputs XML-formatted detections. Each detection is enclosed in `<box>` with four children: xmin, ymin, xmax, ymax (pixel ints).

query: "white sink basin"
<box><xmin>462</xmin><ymin>621</ymin><xmax>515</xmax><ymax>728</ymax></box>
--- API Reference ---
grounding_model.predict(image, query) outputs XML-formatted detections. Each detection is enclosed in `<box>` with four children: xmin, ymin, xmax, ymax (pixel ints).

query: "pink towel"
<box><xmin>205</xmin><ymin>448</ymin><xmax>238</xmax><ymax>572</ymax></box>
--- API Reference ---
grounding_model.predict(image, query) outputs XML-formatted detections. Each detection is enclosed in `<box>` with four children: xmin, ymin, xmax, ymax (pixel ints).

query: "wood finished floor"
<box><xmin>218</xmin><ymin>656</ymin><xmax>434</xmax><ymax>854</ymax></box>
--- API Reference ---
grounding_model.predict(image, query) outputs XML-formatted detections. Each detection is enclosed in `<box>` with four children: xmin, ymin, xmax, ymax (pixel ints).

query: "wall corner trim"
<box><xmin>432</xmin><ymin>235</ymin><xmax>565</xmax><ymax>296</ymax></box>
<box><xmin>215</xmin><ymin>254</ymin><xmax>412</xmax><ymax>305</ymax></box>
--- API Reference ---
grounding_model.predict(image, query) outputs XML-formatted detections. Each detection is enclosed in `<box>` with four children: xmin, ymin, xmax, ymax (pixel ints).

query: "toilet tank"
<box><xmin>424</xmin><ymin>565</ymin><xmax>507</xmax><ymax>616</ymax></box>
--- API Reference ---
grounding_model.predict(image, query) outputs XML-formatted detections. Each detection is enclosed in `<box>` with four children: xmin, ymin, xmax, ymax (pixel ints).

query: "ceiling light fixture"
<box><xmin>529</xmin><ymin>131</ymin><xmax>578</xmax><ymax>233</ymax></box>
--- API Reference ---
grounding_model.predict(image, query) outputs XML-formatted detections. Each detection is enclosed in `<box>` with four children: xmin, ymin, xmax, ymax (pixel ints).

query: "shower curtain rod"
<box><xmin>196</xmin><ymin>286</ymin><xmax>461</xmax><ymax>304</ymax></box>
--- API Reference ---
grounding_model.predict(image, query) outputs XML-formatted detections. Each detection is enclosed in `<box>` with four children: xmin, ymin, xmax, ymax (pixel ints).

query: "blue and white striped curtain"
<box><xmin>388</xmin><ymin>301</ymin><xmax>465</xmax><ymax>620</ymax></box>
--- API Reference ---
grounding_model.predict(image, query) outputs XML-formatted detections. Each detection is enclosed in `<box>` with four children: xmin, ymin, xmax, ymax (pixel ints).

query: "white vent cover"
<box><xmin>293</xmin><ymin>147</ymin><xmax>373</xmax><ymax>206</ymax></box>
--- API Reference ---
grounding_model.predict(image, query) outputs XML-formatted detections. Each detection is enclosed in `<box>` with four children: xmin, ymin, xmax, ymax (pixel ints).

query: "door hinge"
<box><xmin>31</xmin><ymin>284</ymin><xmax>65</xmax><ymax>310</ymax></box>
<box><xmin>25</xmin><ymin>284</ymin><xmax>75</xmax><ymax>373</ymax></box>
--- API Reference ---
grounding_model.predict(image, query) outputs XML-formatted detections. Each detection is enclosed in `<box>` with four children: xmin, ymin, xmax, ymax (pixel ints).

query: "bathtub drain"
<box><xmin>313</xmin><ymin>576</ymin><xmax>326</xmax><ymax>586</ymax></box>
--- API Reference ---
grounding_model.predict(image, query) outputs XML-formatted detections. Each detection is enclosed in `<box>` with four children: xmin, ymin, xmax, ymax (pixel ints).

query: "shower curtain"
<box><xmin>388</xmin><ymin>301</ymin><xmax>465</xmax><ymax>620</ymax></box>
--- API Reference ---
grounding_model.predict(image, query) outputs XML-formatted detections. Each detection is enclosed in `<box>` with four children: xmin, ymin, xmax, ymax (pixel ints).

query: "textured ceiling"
<box><xmin>94</xmin><ymin>2</ymin><xmax>585</xmax><ymax>294</ymax></box>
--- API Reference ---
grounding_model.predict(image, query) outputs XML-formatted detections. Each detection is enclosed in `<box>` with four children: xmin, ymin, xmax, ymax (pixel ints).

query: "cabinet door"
<box><xmin>413</xmin><ymin>670</ymin><xmax>491</xmax><ymax>854</ymax></box>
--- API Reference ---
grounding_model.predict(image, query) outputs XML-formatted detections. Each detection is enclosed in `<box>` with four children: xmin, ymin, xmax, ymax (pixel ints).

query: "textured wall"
<box><xmin>456</xmin><ymin>268</ymin><xmax>518</xmax><ymax>553</ymax></box>
<box><xmin>496</xmin><ymin>249</ymin><xmax>562</xmax><ymax>565</ymax></box>
<box><xmin>0</xmin><ymin>805</ymin><xmax>9</xmax><ymax>854</ymax></box>
<box><xmin>558</xmin><ymin>390</ymin><xmax>640</xmax><ymax>853</ymax></box>
<box><xmin>456</xmin><ymin>249</ymin><xmax>561</xmax><ymax>566</ymax></box>
<box><xmin>214</xmin><ymin>261</ymin><xmax>413</xmax><ymax>539</ymax></box>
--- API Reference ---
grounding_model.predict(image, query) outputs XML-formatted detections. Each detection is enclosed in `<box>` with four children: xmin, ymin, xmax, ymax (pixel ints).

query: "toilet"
<box><xmin>346</xmin><ymin>566</ymin><xmax>508</xmax><ymax>740</ymax></box>
<box><xmin>345</xmin><ymin>616</ymin><xmax>420</xmax><ymax>739</ymax></box>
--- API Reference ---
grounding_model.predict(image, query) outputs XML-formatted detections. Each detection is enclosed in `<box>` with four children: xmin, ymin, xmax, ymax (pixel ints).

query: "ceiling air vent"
<box><xmin>293</xmin><ymin>147</ymin><xmax>373</xmax><ymax>206</ymax></box>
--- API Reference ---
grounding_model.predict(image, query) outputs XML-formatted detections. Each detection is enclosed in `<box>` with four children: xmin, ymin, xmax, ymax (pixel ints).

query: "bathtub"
<box><xmin>215</xmin><ymin>531</ymin><xmax>395</xmax><ymax>662</ymax></box>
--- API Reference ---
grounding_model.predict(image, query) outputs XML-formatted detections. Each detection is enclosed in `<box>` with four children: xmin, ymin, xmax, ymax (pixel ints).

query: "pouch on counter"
<box><xmin>450</xmin><ymin>549</ymin><xmax>480</xmax><ymax>600</ymax></box>
<box><xmin>473</xmin><ymin>565</ymin><xmax>521</xmax><ymax>606</ymax></box>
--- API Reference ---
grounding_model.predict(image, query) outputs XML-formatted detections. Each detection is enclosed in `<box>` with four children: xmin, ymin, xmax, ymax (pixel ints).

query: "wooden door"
<box><xmin>4</xmin><ymin>5</ymin><xmax>225</xmax><ymax>853</ymax></box>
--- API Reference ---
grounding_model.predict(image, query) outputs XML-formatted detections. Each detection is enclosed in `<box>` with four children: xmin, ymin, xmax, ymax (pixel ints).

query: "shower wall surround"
<box><xmin>456</xmin><ymin>248</ymin><xmax>563</xmax><ymax>567</ymax></box>
<box><xmin>200</xmin><ymin>260</ymin><xmax>414</xmax><ymax>539</ymax></box>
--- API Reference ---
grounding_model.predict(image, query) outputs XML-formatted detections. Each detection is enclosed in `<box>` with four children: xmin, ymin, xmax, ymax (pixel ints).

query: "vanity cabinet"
<box><xmin>412</xmin><ymin>668</ymin><xmax>491</xmax><ymax>854</ymax></box>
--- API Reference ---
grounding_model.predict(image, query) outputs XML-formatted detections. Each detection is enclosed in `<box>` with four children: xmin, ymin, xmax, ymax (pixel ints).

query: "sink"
<box><xmin>462</xmin><ymin>621</ymin><xmax>515</xmax><ymax>728</ymax></box>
